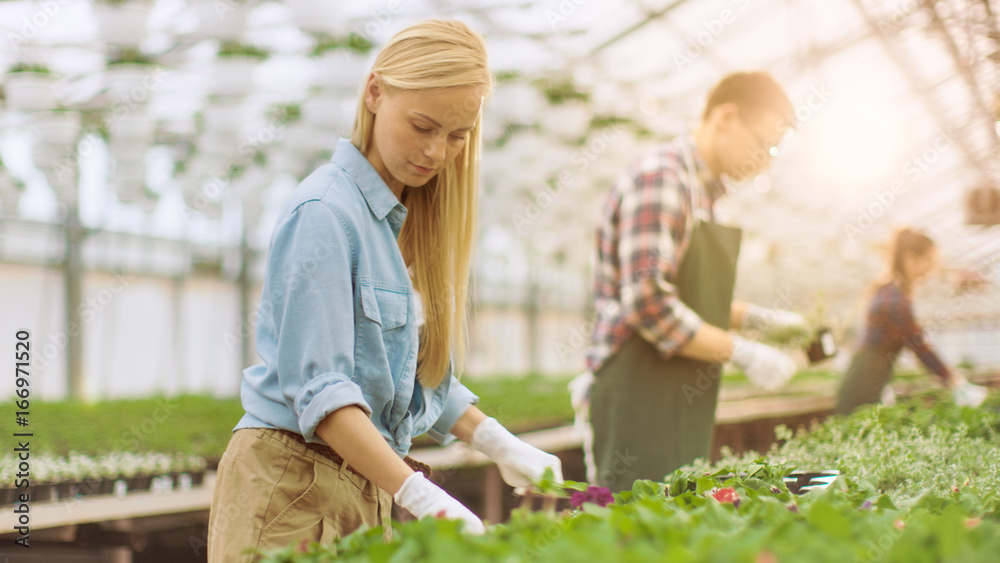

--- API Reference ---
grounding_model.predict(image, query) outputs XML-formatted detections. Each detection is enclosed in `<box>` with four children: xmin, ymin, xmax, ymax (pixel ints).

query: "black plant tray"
<box><xmin>782</xmin><ymin>470</ymin><xmax>840</xmax><ymax>494</ymax></box>
<box><xmin>712</xmin><ymin>470</ymin><xmax>840</xmax><ymax>495</ymax></box>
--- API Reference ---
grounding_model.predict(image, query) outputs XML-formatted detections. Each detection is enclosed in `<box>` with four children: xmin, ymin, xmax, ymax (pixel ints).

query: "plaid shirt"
<box><xmin>861</xmin><ymin>281</ymin><xmax>951</xmax><ymax>382</ymax></box>
<box><xmin>586</xmin><ymin>136</ymin><xmax>726</xmax><ymax>373</ymax></box>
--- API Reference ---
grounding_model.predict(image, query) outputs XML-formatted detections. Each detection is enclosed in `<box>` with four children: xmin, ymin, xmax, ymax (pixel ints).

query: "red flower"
<box><xmin>712</xmin><ymin>487</ymin><xmax>741</xmax><ymax>507</ymax></box>
<box><xmin>570</xmin><ymin>486</ymin><xmax>614</xmax><ymax>508</ymax></box>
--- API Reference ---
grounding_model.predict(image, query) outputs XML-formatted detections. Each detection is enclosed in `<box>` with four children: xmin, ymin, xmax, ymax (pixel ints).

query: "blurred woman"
<box><xmin>836</xmin><ymin>228</ymin><xmax>987</xmax><ymax>414</ymax></box>
<box><xmin>208</xmin><ymin>20</ymin><xmax>560</xmax><ymax>561</ymax></box>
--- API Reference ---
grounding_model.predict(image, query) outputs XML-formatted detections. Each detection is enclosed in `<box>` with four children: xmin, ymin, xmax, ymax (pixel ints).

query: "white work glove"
<box><xmin>471</xmin><ymin>417</ymin><xmax>563</xmax><ymax>492</ymax></box>
<box><xmin>393</xmin><ymin>472</ymin><xmax>485</xmax><ymax>534</ymax></box>
<box><xmin>953</xmin><ymin>381</ymin><xmax>988</xmax><ymax>408</ymax></box>
<box><xmin>730</xmin><ymin>335</ymin><xmax>797</xmax><ymax>390</ymax></box>
<box><xmin>742</xmin><ymin>304</ymin><xmax>806</xmax><ymax>332</ymax></box>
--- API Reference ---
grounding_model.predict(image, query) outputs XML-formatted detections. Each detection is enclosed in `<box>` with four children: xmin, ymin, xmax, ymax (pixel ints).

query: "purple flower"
<box><xmin>569</xmin><ymin>486</ymin><xmax>615</xmax><ymax>508</ymax></box>
<box><xmin>859</xmin><ymin>500</ymin><xmax>873</xmax><ymax>511</ymax></box>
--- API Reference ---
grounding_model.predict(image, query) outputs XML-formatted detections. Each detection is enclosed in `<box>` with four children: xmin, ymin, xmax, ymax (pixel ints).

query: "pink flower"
<box><xmin>570</xmin><ymin>486</ymin><xmax>614</xmax><ymax>508</ymax></box>
<box><xmin>712</xmin><ymin>487</ymin><xmax>741</xmax><ymax>508</ymax></box>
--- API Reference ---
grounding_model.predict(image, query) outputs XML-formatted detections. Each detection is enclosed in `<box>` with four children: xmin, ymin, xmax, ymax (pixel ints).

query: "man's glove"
<box><xmin>742</xmin><ymin>304</ymin><xmax>807</xmax><ymax>332</ymax></box>
<box><xmin>730</xmin><ymin>335</ymin><xmax>797</xmax><ymax>390</ymax></box>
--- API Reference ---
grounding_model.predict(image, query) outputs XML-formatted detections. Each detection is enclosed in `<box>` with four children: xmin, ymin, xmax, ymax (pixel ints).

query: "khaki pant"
<box><xmin>208</xmin><ymin>428</ymin><xmax>393</xmax><ymax>562</ymax></box>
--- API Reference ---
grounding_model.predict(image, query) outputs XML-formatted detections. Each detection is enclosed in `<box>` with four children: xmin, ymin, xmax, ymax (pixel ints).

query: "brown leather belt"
<box><xmin>275</xmin><ymin>429</ymin><xmax>431</xmax><ymax>479</ymax></box>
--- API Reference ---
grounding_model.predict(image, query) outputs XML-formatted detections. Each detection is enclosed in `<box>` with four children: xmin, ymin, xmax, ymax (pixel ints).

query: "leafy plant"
<box><xmin>534</xmin><ymin>77</ymin><xmax>589</xmax><ymax>105</ymax></box>
<box><xmin>217</xmin><ymin>40</ymin><xmax>269</xmax><ymax>60</ymax></box>
<box><xmin>310</xmin><ymin>32</ymin><xmax>375</xmax><ymax>57</ymax></box>
<box><xmin>257</xmin><ymin>388</ymin><xmax>1000</xmax><ymax>562</ymax></box>
<box><xmin>8</xmin><ymin>63</ymin><xmax>51</xmax><ymax>74</ymax></box>
<box><xmin>107</xmin><ymin>46</ymin><xmax>156</xmax><ymax>66</ymax></box>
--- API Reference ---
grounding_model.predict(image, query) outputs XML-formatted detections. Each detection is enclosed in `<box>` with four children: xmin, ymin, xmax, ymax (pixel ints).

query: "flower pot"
<box><xmin>313</xmin><ymin>52</ymin><xmax>369</xmax><ymax>91</ymax></box>
<box><xmin>34</xmin><ymin>111</ymin><xmax>83</xmax><ymax>146</ymax></box>
<box><xmin>93</xmin><ymin>5</ymin><xmax>151</xmax><ymax>47</ymax></box>
<box><xmin>104</xmin><ymin>63</ymin><xmax>158</xmax><ymax>103</ymax></box>
<box><xmin>5</xmin><ymin>73</ymin><xmax>59</xmax><ymax>111</ymax></box>
<box><xmin>540</xmin><ymin>102</ymin><xmax>590</xmax><ymax>142</ymax></box>
<box><xmin>0</xmin><ymin>487</ymin><xmax>21</xmax><ymax>505</ymax></box>
<box><xmin>490</xmin><ymin>83</ymin><xmax>544</xmax><ymax>126</ymax></box>
<box><xmin>287</xmin><ymin>0</ymin><xmax>347</xmax><ymax>35</ymax></box>
<box><xmin>107</xmin><ymin>113</ymin><xmax>155</xmax><ymax>144</ymax></box>
<box><xmin>107</xmin><ymin>139</ymin><xmax>151</xmax><ymax>167</ymax></box>
<box><xmin>76</xmin><ymin>478</ymin><xmax>103</xmax><ymax>497</ymax></box>
<box><xmin>191</xmin><ymin>1</ymin><xmax>252</xmax><ymax>41</ymax></box>
<box><xmin>127</xmin><ymin>475</ymin><xmax>152</xmax><ymax>493</ymax></box>
<box><xmin>190</xmin><ymin>470</ymin><xmax>206</xmax><ymax>487</ymax></box>
<box><xmin>301</xmin><ymin>96</ymin><xmax>351</xmax><ymax>132</ymax></box>
<box><xmin>203</xmin><ymin>100</ymin><xmax>247</xmax><ymax>135</ymax></box>
<box><xmin>210</xmin><ymin>57</ymin><xmax>258</xmax><ymax>97</ymax></box>
<box><xmin>56</xmin><ymin>481</ymin><xmax>77</xmax><ymax>500</ymax></box>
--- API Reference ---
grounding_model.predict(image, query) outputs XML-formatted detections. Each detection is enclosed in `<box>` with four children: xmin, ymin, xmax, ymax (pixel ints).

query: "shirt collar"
<box><xmin>682</xmin><ymin>135</ymin><xmax>728</xmax><ymax>203</ymax></box>
<box><xmin>331</xmin><ymin>138</ymin><xmax>407</xmax><ymax>223</ymax></box>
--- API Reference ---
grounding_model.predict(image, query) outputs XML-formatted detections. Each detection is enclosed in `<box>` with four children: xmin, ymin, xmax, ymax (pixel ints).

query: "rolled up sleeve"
<box><xmin>618</xmin><ymin>169</ymin><xmax>704</xmax><ymax>359</ymax></box>
<box><xmin>268</xmin><ymin>200</ymin><xmax>372</xmax><ymax>440</ymax></box>
<box><xmin>427</xmin><ymin>374</ymin><xmax>479</xmax><ymax>445</ymax></box>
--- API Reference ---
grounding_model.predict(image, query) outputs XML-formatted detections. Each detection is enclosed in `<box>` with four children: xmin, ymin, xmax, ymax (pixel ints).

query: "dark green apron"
<box><xmin>835</xmin><ymin>346</ymin><xmax>894</xmax><ymax>415</ymax></box>
<box><xmin>591</xmin><ymin>218</ymin><xmax>742</xmax><ymax>493</ymax></box>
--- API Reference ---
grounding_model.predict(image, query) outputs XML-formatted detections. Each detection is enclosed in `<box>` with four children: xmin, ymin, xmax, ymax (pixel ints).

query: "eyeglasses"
<box><xmin>738</xmin><ymin>112</ymin><xmax>780</xmax><ymax>158</ymax></box>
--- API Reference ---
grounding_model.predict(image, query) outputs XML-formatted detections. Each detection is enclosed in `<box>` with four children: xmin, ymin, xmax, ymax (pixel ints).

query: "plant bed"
<box><xmin>260</xmin><ymin>389</ymin><xmax>1000</xmax><ymax>562</ymax></box>
<box><xmin>0</xmin><ymin>451</ymin><xmax>208</xmax><ymax>504</ymax></box>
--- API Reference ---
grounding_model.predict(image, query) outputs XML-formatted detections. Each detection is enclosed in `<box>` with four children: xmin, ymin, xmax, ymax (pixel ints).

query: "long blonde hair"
<box><xmin>351</xmin><ymin>20</ymin><xmax>492</xmax><ymax>387</ymax></box>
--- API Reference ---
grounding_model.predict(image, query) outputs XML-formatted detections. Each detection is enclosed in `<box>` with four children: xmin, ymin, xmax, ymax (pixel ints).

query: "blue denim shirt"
<box><xmin>235</xmin><ymin>138</ymin><xmax>479</xmax><ymax>457</ymax></box>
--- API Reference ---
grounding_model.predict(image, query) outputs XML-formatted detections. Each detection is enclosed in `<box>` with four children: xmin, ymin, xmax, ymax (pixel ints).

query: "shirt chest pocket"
<box><xmin>360</xmin><ymin>284</ymin><xmax>408</xmax><ymax>330</ymax></box>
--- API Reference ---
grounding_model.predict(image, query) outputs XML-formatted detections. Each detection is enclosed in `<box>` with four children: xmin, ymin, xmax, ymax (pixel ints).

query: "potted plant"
<box><xmin>210</xmin><ymin>40</ymin><xmax>268</xmax><ymax>97</ymax></box>
<box><xmin>287</xmin><ymin>0</ymin><xmax>347</xmax><ymax>35</ymax></box>
<box><xmin>490</xmin><ymin>81</ymin><xmax>545</xmax><ymax>126</ymax></box>
<box><xmin>5</xmin><ymin>63</ymin><xmax>59</xmax><ymax>111</ymax></box>
<box><xmin>190</xmin><ymin>0</ymin><xmax>255</xmax><ymax>41</ymax></box>
<box><xmin>104</xmin><ymin>47</ymin><xmax>160</xmax><ymax>106</ymax></box>
<box><xmin>92</xmin><ymin>0</ymin><xmax>153</xmax><ymax>48</ymax></box>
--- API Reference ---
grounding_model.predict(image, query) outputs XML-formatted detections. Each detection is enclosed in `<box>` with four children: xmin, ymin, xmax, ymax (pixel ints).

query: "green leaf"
<box><xmin>805</xmin><ymin>500</ymin><xmax>851</xmax><ymax>540</ymax></box>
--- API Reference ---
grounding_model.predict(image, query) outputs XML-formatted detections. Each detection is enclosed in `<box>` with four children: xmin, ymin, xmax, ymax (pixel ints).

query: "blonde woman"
<box><xmin>208</xmin><ymin>20</ymin><xmax>561</xmax><ymax>561</ymax></box>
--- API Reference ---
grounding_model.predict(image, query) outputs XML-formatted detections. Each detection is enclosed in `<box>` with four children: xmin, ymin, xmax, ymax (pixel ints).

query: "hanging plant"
<box><xmin>107</xmin><ymin>46</ymin><xmax>156</xmax><ymax>66</ymax></box>
<box><xmin>217</xmin><ymin>40</ymin><xmax>269</xmax><ymax>60</ymax></box>
<box><xmin>535</xmin><ymin>76</ymin><xmax>590</xmax><ymax>105</ymax></box>
<box><xmin>8</xmin><ymin>62</ymin><xmax>51</xmax><ymax>74</ymax></box>
<box><xmin>309</xmin><ymin>32</ymin><xmax>375</xmax><ymax>57</ymax></box>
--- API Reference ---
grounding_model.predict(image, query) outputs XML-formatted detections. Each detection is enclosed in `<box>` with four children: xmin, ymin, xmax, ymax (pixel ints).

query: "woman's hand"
<box><xmin>470</xmin><ymin>417</ymin><xmax>563</xmax><ymax>491</ymax></box>
<box><xmin>394</xmin><ymin>472</ymin><xmax>485</xmax><ymax>534</ymax></box>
